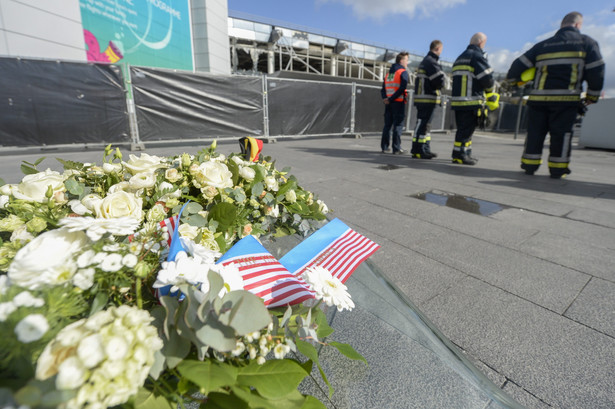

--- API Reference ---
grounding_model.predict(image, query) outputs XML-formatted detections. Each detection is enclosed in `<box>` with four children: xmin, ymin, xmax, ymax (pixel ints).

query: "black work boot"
<box><xmin>452</xmin><ymin>154</ymin><xmax>478</xmax><ymax>165</ymax></box>
<box><xmin>550</xmin><ymin>168</ymin><xmax>571</xmax><ymax>179</ymax></box>
<box><xmin>424</xmin><ymin>141</ymin><xmax>438</xmax><ymax>158</ymax></box>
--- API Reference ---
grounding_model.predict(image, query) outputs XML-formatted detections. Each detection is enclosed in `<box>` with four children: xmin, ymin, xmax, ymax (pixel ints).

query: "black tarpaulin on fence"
<box><xmin>267</xmin><ymin>79</ymin><xmax>351</xmax><ymax>136</ymax></box>
<box><xmin>0</xmin><ymin>58</ymin><xmax>129</xmax><ymax>147</ymax></box>
<box><xmin>131</xmin><ymin>67</ymin><xmax>264</xmax><ymax>141</ymax></box>
<box><xmin>355</xmin><ymin>86</ymin><xmax>383</xmax><ymax>133</ymax></box>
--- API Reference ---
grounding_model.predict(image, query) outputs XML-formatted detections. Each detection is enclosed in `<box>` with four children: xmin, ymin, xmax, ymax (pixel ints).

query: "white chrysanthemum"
<box><xmin>8</xmin><ymin>229</ymin><xmax>89</xmax><ymax>290</ymax></box>
<box><xmin>72</xmin><ymin>268</ymin><xmax>95</xmax><ymax>290</ymax></box>
<box><xmin>153</xmin><ymin>251</ymin><xmax>212</xmax><ymax>292</ymax></box>
<box><xmin>302</xmin><ymin>266</ymin><xmax>354</xmax><ymax>312</ymax></box>
<box><xmin>0</xmin><ymin>302</ymin><xmax>17</xmax><ymax>322</ymax></box>
<box><xmin>15</xmin><ymin>314</ymin><xmax>49</xmax><ymax>343</ymax></box>
<box><xmin>59</xmin><ymin>216</ymin><xmax>140</xmax><ymax>241</ymax></box>
<box><xmin>180</xmin><ymin>238</ymin><xmax>221</xmax><ymax>264</ymax></box>
<box><xmin>122</xmin><ymin>254</ymin><xmax>138</xmax><ymax>268</ymax></box>
<box><xmin>100</xmin><ymin>253</ymin><xmax>123</xmax><ymax>272</ymax></box>
<box><xmin>210</xmin><ymin>263</ymin><xmax>244</xmax><ymax>297</ymax></box>
<box><xmin>35</xmin><ymin>306</ymin><xmax>162</xmax><ymax>408</ymax></box>
<box><xmin>12</xmin><ymin>291</ymin><xmax>45</xmax><ymax>308</ymax></box>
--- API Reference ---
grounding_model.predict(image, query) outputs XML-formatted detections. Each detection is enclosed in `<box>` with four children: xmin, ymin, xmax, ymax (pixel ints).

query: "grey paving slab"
<box><xmin>566</xmin><ymin>206</ymin><xmax>615</xmax><ymax>229</ymax></box>
<box><xmin>421</xmin><ymin>276</ymin><xmax>615</xmax><ymax>409</ymax></box>
<box><xmin>409</xmin><ymin>231</ymin><xmax>590</xmax><ymax>314</ymax></box>
<box><xmin>564</xmin><ymin>277</ymin><xmax>615</xmax><ymax>338</ymax></box>
<box><xmin>514</xmin><ymin>231</ymin><xmax>615</xmax><ymax>282</ymax></box>
<box><xmin>492</xmin><ymin>208</ymin><xmax>615</xmax><ymax>250</ymax></box>
<box><xmin>498</xmin><ymin>382</ymin><xmax>553</xmax><ymax>409</ymax></box>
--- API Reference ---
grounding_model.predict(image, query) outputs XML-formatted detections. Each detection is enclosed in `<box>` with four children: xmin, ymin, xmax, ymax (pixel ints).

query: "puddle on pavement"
<box><xmin>411</xmin><ymin>191</ymin><xmax>509</xmax><ymax>216</ymax></box>
<box><xmin>378</xmin><ymin>164</ymin><xmax>402</xmax><ymax>170</ymax></box>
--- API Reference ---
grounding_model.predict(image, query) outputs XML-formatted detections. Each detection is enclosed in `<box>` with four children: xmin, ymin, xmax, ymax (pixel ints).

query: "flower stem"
<box><xmin>136</xmin><ymin>278</ymin><xmax>143</xmax><ymax>309</ymax></box>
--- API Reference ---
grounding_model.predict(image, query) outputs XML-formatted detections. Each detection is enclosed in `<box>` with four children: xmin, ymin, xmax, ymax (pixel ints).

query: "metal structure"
<box><xmin>228</xmin><ymin>11</ymin><xmax>453</xmax><ymax>83</ymax></box>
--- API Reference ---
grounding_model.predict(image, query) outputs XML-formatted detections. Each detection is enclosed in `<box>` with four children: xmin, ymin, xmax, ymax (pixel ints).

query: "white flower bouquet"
<box><xmin>0</xmin><ymin>143</ymin><xmax>367</xmax><ymax>409</ymax></box>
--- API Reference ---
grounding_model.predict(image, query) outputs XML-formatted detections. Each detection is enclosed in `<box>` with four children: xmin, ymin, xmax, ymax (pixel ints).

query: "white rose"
<box><xmin>13</xmin><ymin>169</ymin><xmax>65</xmax><ymax>203</ymax></box>
<box><xmin>0</xmin><ymin>195</ymin><xmax>8</xmax><ymax>209</ymax></box>
<box><xmin>107</xmin><ymin>182</ymin><xmax>131</xmax><ymax>193</ymax></box>
<box><xmin>264</xmin><ymin>176</ymin><xmax>278</xmax><ymax>191</ymax></box>
<box><xmin>69</xmin><ymin>199</ymin><xmax>89</xmax><ymax>215</ymax></box>
<box><xmin>178</xmin><ymin>223</ymin><xmax>199</xmax><ymax>240</ymax></box>
<box><xmin>123</xmin><ymin>153</ymin><xmax>166</xmax><ymax>175</ymax></box>
<box><xmin>239</xmin><ymin>166</ymin><xmax>256</xmax><ymax>182</ymax></box>
<box><xmin>94</xmin><ymin>191</ymin><xmax>143</xmax><ymax>220</ymax></box>
<box><xmin>129</xmin><ymin>172</ymin><xmax>156</xmax><ymax>190</ymax></box>
<box><xmin>164</xmin><ymin>168</ymin><xmax>182</xmax><ymax>183</ymax></box>
<box><xmin>193</xmin><ymin>161</ymin><xmax>233</xmax><ymax>189</ymax></box>
<box><xmin>146</xmin><ymin>203</ymin><xmax>167</xmax><ymax>223</ymax></box>
<box><xmin>0</xmin><ymin>184</ymin><xmax>16</xmax><ymax>196</ymax></box>
<box><xmin>102</xmin><ymin>163</ymin><xmax>122</xmax><ymax>174</ymax></box>
<box><xmin>15</xmin><ymin>314</ymin><xmax>49</xmax><ymax>343</ymax></box>
<box><xmin>317</xmin><ymin>199</ymin><xmax>329</xmax><ymax>214</ymax></box>
<box><xmin>285</xmin><ymin>190</ymin><xmax>297</xmax><ymax>203</ymax></box>
<box><xmin>8</xmin><ymin>229</ymin><xmax>90</xmax><ymax>290</ymax></box>
<box><xmin>81</xmin><ymin>194</ymin><xmax>102</xmax><ymax>211</ymax></box>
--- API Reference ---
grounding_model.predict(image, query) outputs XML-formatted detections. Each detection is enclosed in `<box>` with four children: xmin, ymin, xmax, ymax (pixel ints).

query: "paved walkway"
<box><xmin>2</xmin><ymin>132</ymin><xmax>614</xmax><ymax>408</ymax></box>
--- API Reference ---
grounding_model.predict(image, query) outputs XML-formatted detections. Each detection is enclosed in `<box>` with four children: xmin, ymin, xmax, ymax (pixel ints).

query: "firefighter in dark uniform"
<box><xmin>412</xmin><ymin>40</ymin><xmax>446</xmax><ymax>159</ymax></box>
<box><xmin>381</xmin><ymin>52</ymin><xmax>410</xmax><ymax>154</ymax></box>
<box><xmin>506</xmin><ymin>11</ymin><xmax>604</xmax><ymax>179</ymax></box>
<box><xmin>450</xmin><ymin>32</ymin><xmax>495</xmax><ymax>165</ymax></box>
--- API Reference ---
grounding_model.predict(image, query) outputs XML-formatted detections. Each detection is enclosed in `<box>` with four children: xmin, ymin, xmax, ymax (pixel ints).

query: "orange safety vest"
<box><xmin>384</xmin><ymin>68</ymin><xmax>407</xmax><ymax>102</ymax></box>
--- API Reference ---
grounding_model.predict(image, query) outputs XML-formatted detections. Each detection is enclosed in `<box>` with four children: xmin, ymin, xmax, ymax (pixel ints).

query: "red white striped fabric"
<box><xmin>293</xmin><ymin>228</ymin><xmax>380</xmax><ymax>283</ymax></box>
<box><xmin>159</xmin><ymin>215</ymin><xmax>179</xmax><ymax>246</ymax></box>
<box><xmin>219</xmin><ymin>252</ymin><xmax>315</xmax><ymax>308</ymax></box>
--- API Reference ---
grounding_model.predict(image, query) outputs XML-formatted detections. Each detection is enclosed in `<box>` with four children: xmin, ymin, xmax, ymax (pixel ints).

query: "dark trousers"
<box><xmin>412</xmin><ymin>105</ymin><xmax>436</xmax><ymax>154</ymax></box>
<box><xmin>521</xmin><ymin>105</ymin><xmax>577</xmax><ymax>176</ymax></box>
<box><xmin>381</xmin><ymin>102</ymin><xmax>405</xmax><ymax>152</ymax></box>
<box><xmin>453</xmin><ymin>109</ymin><xmax>477</xmax><ymax>157</ymax></box>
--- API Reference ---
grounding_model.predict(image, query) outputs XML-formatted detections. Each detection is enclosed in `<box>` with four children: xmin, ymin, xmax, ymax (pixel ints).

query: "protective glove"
<box><xmin>485</xmin><ymin>92</ymin><xmax>500</xmax><ymax>111</ymax></box>
<box><xmin>516</xmin><ymin>67</ymin><xmax>536</xmax><ymax>86</ymax></box>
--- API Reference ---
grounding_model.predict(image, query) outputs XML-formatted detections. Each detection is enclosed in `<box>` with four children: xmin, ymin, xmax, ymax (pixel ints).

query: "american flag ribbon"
<box><xmin>279</xmin><ymin>218</ymin><xmax>380</xmax><ymax>283</ymax></box>
<box><xmin>216</xmin><ymin>236</ymin><xmax>315</xmax><ymax>308</ymax></box>
<box><xmin>159</xmin><ymin>215</ymin><xmax>179</xmax><ymax>247</ymax></box>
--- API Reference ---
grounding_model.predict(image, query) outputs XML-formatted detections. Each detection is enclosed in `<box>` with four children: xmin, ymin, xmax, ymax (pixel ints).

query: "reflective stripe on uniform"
<box><xmin>521</xmin><ymin>157</ymin><xmax>542</xmax><ymax>165</ymax></box>
<box><xmin>585</xmin><ymin>59</ymin><xmax>605</xmax><ymax>69</ymax></box>
<box><xmin>548</xmin><ymin>161</ymin><xmax>569</xmax><ymax>168</ymax></box>
<box><xmin>536</xmin><ymin>51</ymin><xmax>586</xmax><ymax>61</ymax></box>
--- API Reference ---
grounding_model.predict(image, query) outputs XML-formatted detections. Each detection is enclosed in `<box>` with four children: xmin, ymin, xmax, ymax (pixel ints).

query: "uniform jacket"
<box><xmin>414</xmin><ymin>51</ymin><xmax>445</xmax><ymax>106</ymax></box>
<box><xmin>507</xmin><ymin>26</ymin><xmax>604</xmax><ymax>105</ymax></box>
<box><xmin>451</xmin><ymin>44</ymin><xmax>494</xmax><ymax>110</ymax></box>
<box><xmin>381</xmin><ymin>63</ymin><xmax>409</xmax><ymax>103</ymax></box>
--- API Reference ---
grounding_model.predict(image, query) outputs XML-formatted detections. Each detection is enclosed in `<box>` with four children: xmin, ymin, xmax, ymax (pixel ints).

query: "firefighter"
<box><xmin>412</xmin><ymin>40</ymin><xmax>446</xmax><ymax>159</ymax></box>
<box><xmin>506</xmin><ymin>11</ymin><xmax>604</xmax><ymax>179</ymax></box>
<box><xmin>381</xmin><ymin>52</ymin><xmax>410</xmax><ymax>154</ymax></box>
<box><xmin>450</xmin><ymin>32</ymin><xmax>495</xmax><ymax>165</ymax></box>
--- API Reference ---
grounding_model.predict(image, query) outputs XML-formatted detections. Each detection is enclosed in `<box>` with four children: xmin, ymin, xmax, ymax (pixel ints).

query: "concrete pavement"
<box><xmin>1</xmin><ymin>131</ymin><xmax>614</xmax><ymax>408</ymax></box>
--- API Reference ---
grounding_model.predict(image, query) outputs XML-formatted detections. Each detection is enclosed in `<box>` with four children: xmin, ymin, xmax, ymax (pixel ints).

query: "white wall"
<box><xmin>191</xmin><ymin>0</ymin><xmax>230</xmax><ymax>75</ymax></box>
<box><xmin>0</xmin><ymin>0</ymin><xmax>86</xmax><ymax>61</ymax></box>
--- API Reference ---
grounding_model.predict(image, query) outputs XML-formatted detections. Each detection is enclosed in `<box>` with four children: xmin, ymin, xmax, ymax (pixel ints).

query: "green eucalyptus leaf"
<box><xmin>328</xmin><ymin>341</ymin><xmax>368</xmax><ymax>365</ymax></box>
<box><xmin>184</xmin><ymin>201</ymin><xmax>203</xmax><ymax>214</ymax></box>
<box><xmin>161</xmin><ymin>328</ymin><xmax>191</xmax><ymax>369</ymax></box>
<box><xmin>207</xmin><ymin>269</ymin><xmax>225</xmax><ymax>303</ymax></box>
<box><xmin>181</xmin><ymin>285</ymin><xmax>202</xmax><ymax>329</ymax></box>
<box><xmin>64</xmin><ymin>179</ymin><xmax>84</xmax><ymax>197</ymax></box>
<box><xmin>158</xmin><ymin>296</ymin><xmax>179</xmax><ymax>340</ymax></box>
<box><xmin>133</xmin><ymin>388</ymin><xmax>174</xmax><ymax>409</ymax></box>
<box><xmin>195</xmin><ymin>319</ymin><xmax>236</xmax><ymax>352</ymax></box>
<box><xmin>251</xmin><ymin>181</ymin><xmax>264</xmax><ymax>198</ymax></box>
<box><xmin>280</xmin><ymin>306</ymin><xmax>293</xmax><ymax>328</ymax></box>
<box><xmin>209</xmin><ymin>202</ymin><xmax>238</xmax><ymax>231</ymax></box>
<box><xmin>176</xmin><ymin>359</ymin><xmax>238</xmax><ymax>395</ymax></box>
<box><xmin>219</xmin><ymin>290</ymin><xmax>271</xmax><ymax>335</ymax></box>
<box><xmin>237</xmin><ymin>360</ymin><xmax>309</xmax><ymax>400</ymax></box>
<box><xmin>233</xmin><ymin>187</ymin><xmax>247</xmax><ymax>203</ymax></box>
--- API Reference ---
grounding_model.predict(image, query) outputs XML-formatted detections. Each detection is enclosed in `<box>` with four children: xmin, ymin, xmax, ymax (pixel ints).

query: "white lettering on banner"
<box><xmin>147</xmin><ymin>0</ymin><xmax>182</xmax><ymax>20</ymax></box>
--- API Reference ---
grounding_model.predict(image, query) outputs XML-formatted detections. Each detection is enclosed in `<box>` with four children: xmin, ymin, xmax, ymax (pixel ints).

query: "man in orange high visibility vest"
<box><xmin>381</xmin><ymin>52</ymin><xmax>410</xmax><ymax>154</ymax></box>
